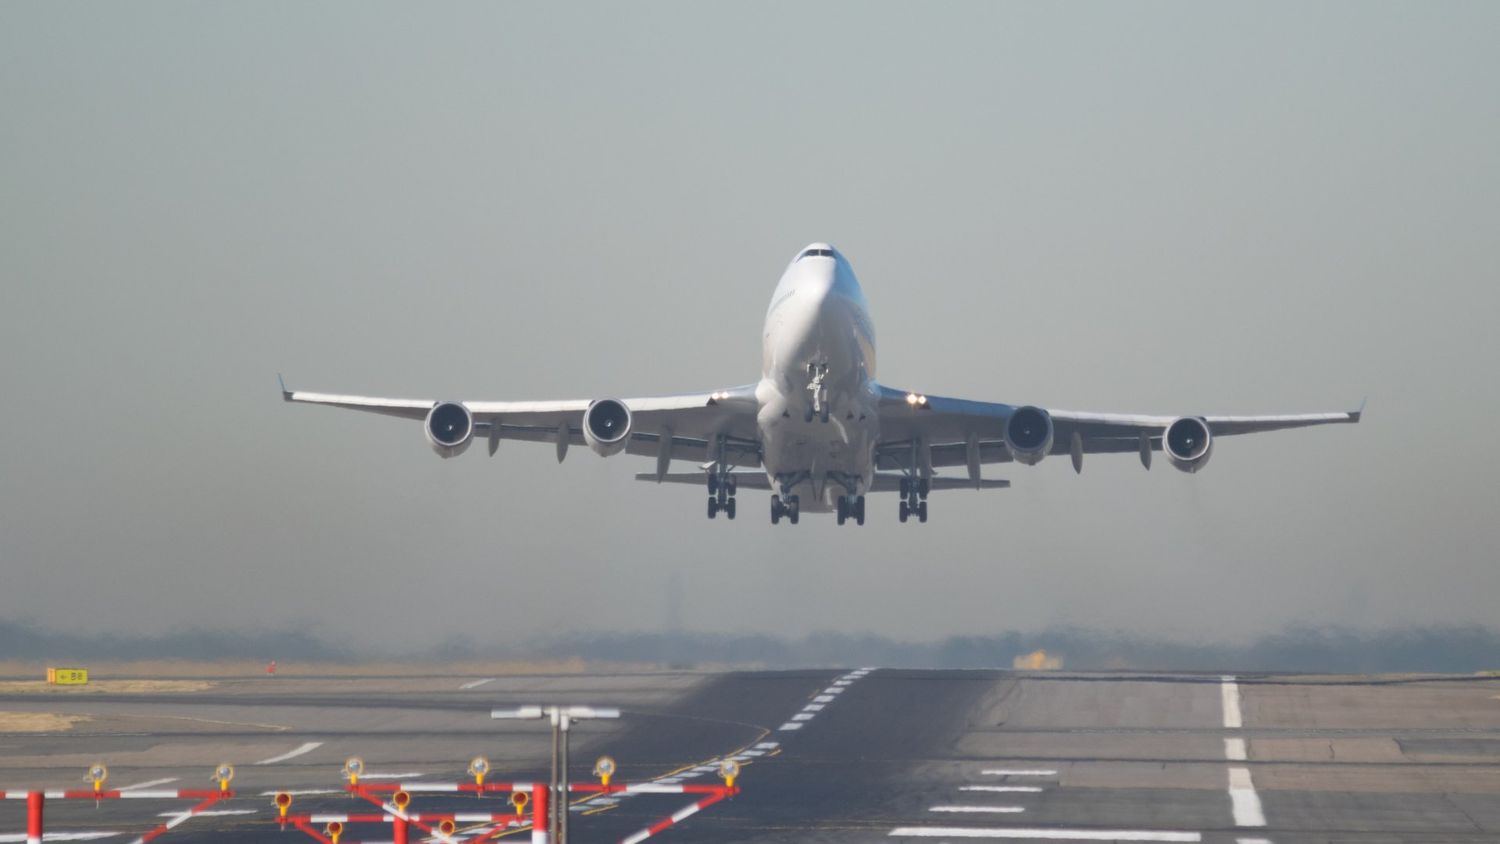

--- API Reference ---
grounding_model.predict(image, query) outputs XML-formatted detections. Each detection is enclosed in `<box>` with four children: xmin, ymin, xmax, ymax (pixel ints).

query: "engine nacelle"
<box><xmin>425</xmin><ymin>401</ymin><xmax>474</xmax><ymax>458</ymax></box>
<box><xmin>1164</xmin><ymin>416</ymin><xmax>1213</xmax><ymax>473</ymax></box>
<box><xmin>583</xmin><ymin>398</ymin><xmax>632</xmax><ymax>457</ymax></box>
<box><xmin>1004</xmin><ymin>405</ymin><xmax>1054</xmax><ymax>466</ymax></box>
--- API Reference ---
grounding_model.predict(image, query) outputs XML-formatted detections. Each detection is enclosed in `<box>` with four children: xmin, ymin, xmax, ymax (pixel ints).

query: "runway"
<box><xmin>3</xmin><ymin>669</ymin><xmax>1500</xmax><ymax>842</ymax></box>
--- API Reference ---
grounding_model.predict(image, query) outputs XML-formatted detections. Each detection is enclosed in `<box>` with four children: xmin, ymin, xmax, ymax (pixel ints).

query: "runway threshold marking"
<box><xmin>1221</xmin><ymin>676</ymin><xmax>1268</xmax><ymax>831</ymax></box>
<box><xmin>890</xmin><ymin>827</ymin><xmax>1201</xmax><ymax>841</ymax></box>
<box><xmin>254</xmin><ymin>740</ymin><xmax>324</xmax><ymax>765</ymax></box>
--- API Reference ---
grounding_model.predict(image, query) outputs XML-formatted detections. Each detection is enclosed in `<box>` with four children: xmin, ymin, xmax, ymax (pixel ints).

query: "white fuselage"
<box><xmin>755</xmin><ymin>244</ymin><xmax>879</xmax><ymax>511</ymax></box>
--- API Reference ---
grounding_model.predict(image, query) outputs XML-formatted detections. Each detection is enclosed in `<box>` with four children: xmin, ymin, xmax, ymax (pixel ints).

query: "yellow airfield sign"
<box><xmin>47</xmin><ymin>667</ymin><xmax>89</xmax><ymax>685</ymax></box>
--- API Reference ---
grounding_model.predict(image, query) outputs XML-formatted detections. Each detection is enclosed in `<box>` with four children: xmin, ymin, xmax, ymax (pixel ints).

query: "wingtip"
<box><xmin>278</xmin><ymin>373</ymin><xmax>292</xmax><ymax>401</ymax></box>
<box><xmin>1351</xmin><ymin>396</ymin><xmax>1367</xmax><ymax>422</ymax></box>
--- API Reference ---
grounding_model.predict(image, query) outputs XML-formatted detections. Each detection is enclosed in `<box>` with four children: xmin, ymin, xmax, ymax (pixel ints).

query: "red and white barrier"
<box><xmin>4</xmin><ymin>788</ymin><xmax>232</xmax><ymax>844</ymax></box>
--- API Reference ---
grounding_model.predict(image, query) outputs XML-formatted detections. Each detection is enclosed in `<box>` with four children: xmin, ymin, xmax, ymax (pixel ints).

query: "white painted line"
<box><xmin>155</xmin><ymin>810</ymin><xmax>257</xmax><ymax>818</ymax></box>
<box><xmin>890</xmin><ymin>827</ymin><xmax>1201</xmax><ymax>841</ymax></box>
<box><xmin>0</xmin><ymin>835</ymin><xmax>122</xmax><ymax>842</ymax></box>
<box><xmin>823</xmin><ymin>687</ymin><xmax>844</xmax><ymax>695</ymax></box>
<box><xmin>459</xmin><ymin>678</ymin><xmax>497</xmax><ymax>690</ymax></box>
<box><xmin>691</xmin><ymin>766</ymin><xmax>718</xmax><ymax>773</ymax></box>
<box><xmin>259</xmin><ymin>789</ymin><xmax>341</xmax><ymax>796</ymax></box>
<box><xmin>814</xmin><ymin>695</ymin><xmax>835</xmax><ymax>703</ymax></box>
<box><xmin>803</xmin><ymin>703</ymin><xmax>826</xmax><ymax>712</ymax></box>
<box><xmin>1236</xmin><ymin>839</ymin><xmax>1274</xmax><ymax>844</ymax></box>
<box><xmin>119</xmin><ymin>778</ymin><xmax>178</xmax><ymax>791</ymax></box>
<box><xmin>755</xmin><ymin>742</ymin><xmax>780</xmax><ymax>750</ymax></box>
<box><xmin>1229</xmin><ymin>767</ymin><xmax>1266</xmax><ymax>827</ymax></box>
<box><xmin>791</xmin><ymin>712</ymin><xmax>815</xmax><ymax>721</ymax></box>
<box><xmin>832</xmin><ymin>680</ymin><xmax>852</xmax><ymax>686</ymax></box>
<box><xmin>1225</xmin><ymin>737</ymin><xmax>1247</xmax><ymax>761</ymax></box>
<box><xmin>742</xmin><ymin>749</ymin><xmax>765</xmax><ymax>756</ymax></box>
<box><xmin>361</xmin><ymin>772</ymin><xmax>425</xmax><ymax>779</ymax></box>
<box><xmin>980</xmin><ymin>769</ymin><xmax>1057</xmax><ymax>777</ymax></box>
<box><xmin>254</xmin><ymin>741</ymin><xmax>323</xmax><ymax>765</ymax></box>
<box><xmin>929</xmin><ymin>805</ymin><xmax>1026</xmax><ymax>813</ymax></box>
<box><xmin>1221</xmin><ymin>675</ymin><xmax>1243</xmax><ymax>729</ymax></box>
<box><xmin>778</xmin><ymin>722</ymin><xmax>803</xmax><ymax>731</ymax></box>
<box><xmin>959</xmin><ymin>785</ymin><xmax>1044</xmax><ymax>793</ymax></box>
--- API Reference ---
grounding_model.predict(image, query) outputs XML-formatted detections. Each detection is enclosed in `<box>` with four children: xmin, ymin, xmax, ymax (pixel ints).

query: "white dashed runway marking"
<box><xmin>929</xmin><ymin>805</ymin><xmax>1026</xmax><ymax>813</ymax></box>
<box><xmin>254</xmin><ymin>741</ymin><xmax>323</xmax><ymax>765</ymax></box>
<box><xmin>980</xmin><ymin>769</ymin><xmax>1056</xmax><ymax>777</ymax></box>
<box><xmin>458</xmin><ymin>678</ymin><xmax>496</xmax><ymax>690</ymax></box>
<box><xmin>890</xmin><ymin>827</ymin><xmax>1201</xmax><ymax>841</ymax></box>
<box><xmin>1221</xmin><ymin>676</ymin><xmax>1268</xmax><ymax>831</ymax></box>
<box><xmin>959</xmin><ymin>785</ymin><xmax>1043</xmax><ymax>793</ymax></box>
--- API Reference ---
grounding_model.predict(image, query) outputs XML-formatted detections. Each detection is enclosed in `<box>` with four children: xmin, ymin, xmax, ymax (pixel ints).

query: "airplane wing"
<box><xmin>280</xmin><ymin>376</ymin><xmax>763</xmax><ymax>472</ymax></box>
<box><xmin>874</xmin><ymin>385</ymin><xmax>1362</xmax><ymax>475</ymax></box>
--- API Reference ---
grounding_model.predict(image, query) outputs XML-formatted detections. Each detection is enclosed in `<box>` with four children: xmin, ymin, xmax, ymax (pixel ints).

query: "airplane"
<box><xmin>282</xmin><ymin>242</ymin><xmax>1361</xmax><ymax>525</ymax></box>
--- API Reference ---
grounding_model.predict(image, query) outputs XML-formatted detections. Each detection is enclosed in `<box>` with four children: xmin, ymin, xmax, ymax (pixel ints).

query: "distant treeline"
<box><xmin>4</xmin><ymin>618</ymin><xmax>1499</xmax><ymax>673</ymax></box>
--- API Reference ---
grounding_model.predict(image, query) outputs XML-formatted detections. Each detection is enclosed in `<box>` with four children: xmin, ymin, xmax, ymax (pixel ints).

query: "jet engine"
<box><xmin>583</xmin><ymin>398</ymin><xmax>632</xmax><ymax>457</ymax></box>
<box><xmin>425</xmin><ymin>401</ymin><xmax>474</xmax><ymax>458</ymax></box>
<box><xmin>1004</xmin><ymin>405</ymin><xmax>1054</xmax><ymax>466</ymax></box>
<box><xmin>1164</xmin><ymin>416</ymin><xmax>1213</xmax><ymax>473</ymax></box>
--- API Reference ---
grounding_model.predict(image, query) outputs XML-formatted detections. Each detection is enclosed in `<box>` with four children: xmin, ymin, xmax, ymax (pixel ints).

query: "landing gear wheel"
<box><xmin>804</xmin><ymin>407</ymin><xmax>814</xmax><ymax>423</ymax></box>
<box><xmin>707</xmin><ymin>475</ymin><xmax>719</xmax><ymax>497</ymax></box>
<box><xmin>918</xmin><ymin>478</ymin><xmax>930</xmax><ymax>498</ymax></box>
<box><xmin>726</xmin><ymin>476</ymin><xmax>737</xmax><ymax>496</ymax></box>
<box><xmin>854</xmin><ymin>495</ymin><xmax>866</xmax><ymax>525</ymax></box>
<box><xmin>725</xmin><ymin>497</ymin><xmax>736</xmax><ymax>520</ymax></box>
<box><xmin>900</xmin><ymin>478</ymin><xmax>911</xmax><ymax>498</ymax></box>
<box><xmin>836</xmin><ymin>496</ymin><xmax>848</xmax><ymax>525</ymax></box>
<box><xmin>770</xmin><ymin>495</ymin><xmax>784</xmax><ymax>525</ymax></box>
<box><xmin>787</xmin><ymin>495</ymin><xmax>801</xmax><ymax>525</ymax></box>
<box><xmin>707</xmin><ymin>497</ymin><xmax>718</xmax><ymax>519</ymax></box>
<box><xmin>899</xmin><ymin>500</ymin><xmax>910</xmax><ymax>523</ymax></box>
<box><xmin>820</xmin><ymin>404</ymin><xmax>830</xmax><ymax>424</ymax></box>
<box><xmin>917</xmin><ymin>500</ymin><xmax>929</xmax><ymax>523</ymax></box>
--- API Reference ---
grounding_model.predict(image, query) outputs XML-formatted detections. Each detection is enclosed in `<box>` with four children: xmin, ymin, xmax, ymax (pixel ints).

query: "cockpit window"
<box><xmin>797</xmin><ymin>248</ymin><xmax>835</xmax><ymax>261</ymax></box>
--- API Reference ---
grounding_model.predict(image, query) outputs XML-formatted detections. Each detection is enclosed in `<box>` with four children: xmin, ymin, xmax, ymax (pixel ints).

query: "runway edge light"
<box><xmin>343</xmin><ymin>756</ymin><xmax>365</xmax><ymax>787</ymax></box>
<box><xmin>719</xmin><ymin>758</ymin><xmax>739</xmax><ymax>788</ymax></box>
<box><xmin>324</xmin><ymin>820</ymin><xmax>343</xmax><ymax>843</ymax></box>
<box><xmin>274</xmin><ymin>791</ymin><xmax>293</xmax><ymax>821</ymax></box>
<box><xmin>85</xmin><ymin>764</ymin><xmax>108</xmax><ymax>793</ymax></box>
<box><xmin>468</xmin><ymin>755</ymin><xmax>490</xmax><ymax>787</ymax></box>
<box><xmin>213</xmin><ymin>763</ymin><xmax>235</xmax><ymax>793</ymax></box>
<box><xmin>510</xmin><ymin>789</ymin><xmax>529</xmax><ymax>817</ymax></box>
<box><xmin>593</xmin><ymin>755</ymin><xmax>616</xmax><ymax>786</ymax></box>
<box><xmin>392</xmin><ymin>790</ymin><xmax>411</xmax><ymax>812</ymax></box>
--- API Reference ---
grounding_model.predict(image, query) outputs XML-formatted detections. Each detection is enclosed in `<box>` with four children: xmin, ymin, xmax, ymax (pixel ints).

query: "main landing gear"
<box><xmin>897</xmin><ymin>477</ymin><xmax>929</xmax><ymax>524</ymax></box>
<box><xmin>770</xmin><ymin>494</ymin><xmax>800</xmax><ymax>525</ymax></box>
<box><xmin>706</xmin><ymin>473</ymin><xmax>737</xmax><ymax>520</ymax></box>
<box><xmin>836</xmin><ymin>495</ymin><xmax>866</xmax><ymax>526</ymax></box>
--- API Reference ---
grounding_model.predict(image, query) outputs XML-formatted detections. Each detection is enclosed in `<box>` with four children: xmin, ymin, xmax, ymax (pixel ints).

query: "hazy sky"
<box><xmin>3</xmin><ymin>2</ymin><xmax>1498</xmax><ymax>652</ymax></box>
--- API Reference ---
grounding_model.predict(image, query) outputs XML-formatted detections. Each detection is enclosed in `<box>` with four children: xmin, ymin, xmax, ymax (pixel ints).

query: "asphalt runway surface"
<box><xmin>3</xmin><ymin>669</ymin><xmax>1500</xmax><ymax>842</ymax></box>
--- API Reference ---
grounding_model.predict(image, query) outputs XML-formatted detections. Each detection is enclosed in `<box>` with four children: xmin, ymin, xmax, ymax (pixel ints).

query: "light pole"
<box><xmin>492</xmin><ymin>705</ymin><xmax>620</xmax><ymax>844</ymax></box>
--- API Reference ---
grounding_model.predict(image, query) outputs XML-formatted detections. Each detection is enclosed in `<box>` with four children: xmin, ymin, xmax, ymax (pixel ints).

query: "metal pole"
<box><xmin>26</xmin><ymin>791</ymin><xmax>42</xmax><ymax>844</ymax></box>
<box><xmin>549</xmin><ymin>709</ymin><xmax>560</xmax><ymax>841</ymax></box>
<box><xmin>559</xmin><ymin>713</ymin><xmax>571</xmax><ymax>844</ymax></box>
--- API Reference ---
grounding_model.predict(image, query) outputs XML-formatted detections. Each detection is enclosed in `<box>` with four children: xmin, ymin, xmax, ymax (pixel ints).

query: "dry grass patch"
<box><xmin>0</xmin><ymin>680</ymin><xmax>215</xmax><ymax>694</ymax></box>
<box><xmin>0</xmin><ymin>711</ymin><xmax>92</xmax><ymax>732</ymax></box>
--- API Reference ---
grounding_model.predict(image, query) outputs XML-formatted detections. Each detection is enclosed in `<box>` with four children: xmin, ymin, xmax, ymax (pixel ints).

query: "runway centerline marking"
<box><xmin>890</xmin><ymin>827</ymin><xmax>1201</xmax><ymax>841</ymax></box>
<box><xmin>980</xmin><ymin>769</ymin><xmax>1056</xmax><ymax>777</ymax></box>
<box><xmin>1221</xmin><ymin>676</ymin><xmax>1267</xmax><ymax>831</ymax></box>
<box><xmin>930</xmin><ymin>805</ymin><xmax>1026</xmax><ymax>813</ymax></box>
<box><xmin>959</xmin><ymin>785</ymin><xmax>1043</xmax><ymax>793</ymax></box>
<box><xmin>254</xmin><ymin>741</ymin><xmax>323</xmax><ymax>765</ymax></box>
